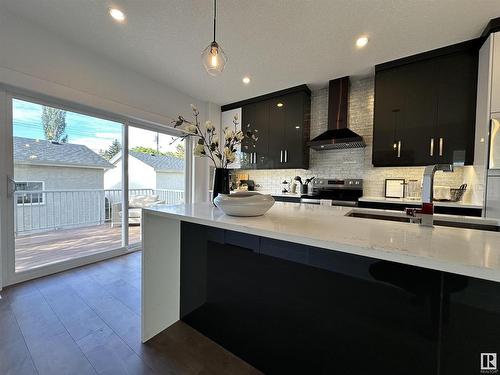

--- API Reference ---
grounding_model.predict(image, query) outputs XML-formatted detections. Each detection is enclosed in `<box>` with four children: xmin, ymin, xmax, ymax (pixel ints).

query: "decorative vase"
<box><xmin>213</xmin><ymin>168</ymin><xmax>230</xmax><ymax>203</ymax></box>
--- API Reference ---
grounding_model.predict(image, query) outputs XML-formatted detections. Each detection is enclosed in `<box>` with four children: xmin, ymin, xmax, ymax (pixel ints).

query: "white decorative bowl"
<box><xmin>214</xmin><ymin>192</ymin><xmax>275</xmax><ymax>217</ymax></box>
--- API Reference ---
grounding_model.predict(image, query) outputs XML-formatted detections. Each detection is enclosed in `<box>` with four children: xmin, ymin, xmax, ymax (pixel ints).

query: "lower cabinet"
<box><xmin>180</xmin><ymin>222</ymin><xmax>500</xmax><ymax>375</ymax></box>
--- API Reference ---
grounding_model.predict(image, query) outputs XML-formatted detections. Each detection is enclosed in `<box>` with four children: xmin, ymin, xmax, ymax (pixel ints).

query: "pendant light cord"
<box><xmin>213</xmin><ymin>0</ymin><xmax>217</xmax><ymax>42</ymax></box>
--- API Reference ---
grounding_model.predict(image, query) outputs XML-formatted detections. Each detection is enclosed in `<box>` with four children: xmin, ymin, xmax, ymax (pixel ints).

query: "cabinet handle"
<box><xmin>252</xmin><ymin>152</ymin><xmax>255</xmax><ymax>164</ymax></box>
<box><xmin>285</xmin><ymin>150</ymin><xmax>288</xmax><ymax>163</ymax></box>
<box><xmin>280</xmin><ymin>150</ymin><xmax>283</xmax><ymax>163</ymax></box>
<box><xmin>439</xmin><ymin>138</ymin><xmax>443</xmax><ymax>156</ymax></box>
<box><xmin>254</xmin><ymin>152</ymin><xmax>257</xmax><ymax>164</ymax></box>
<box><xmin>397</xmin><ymin>141</ymin><xmax>401</xmax><ymax>158</ymax></box>
<box><xmin>430</xmin><ymin>138</ymin><xmax>434</xmax><ymax>156</ymax></box>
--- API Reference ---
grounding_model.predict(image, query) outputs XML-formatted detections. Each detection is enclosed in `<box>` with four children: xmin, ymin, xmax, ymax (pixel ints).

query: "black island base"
<box><xmin>179</xmin><ymin>222</ymin><xmax>500</xmax><ymax>375</ymax></box>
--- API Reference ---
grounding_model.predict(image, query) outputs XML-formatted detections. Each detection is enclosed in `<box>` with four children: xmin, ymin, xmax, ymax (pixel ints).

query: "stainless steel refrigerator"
<box><xmin>486</xmin><ymin>117</ymin><xmax>500</xmax><ymax>218</ymax></box>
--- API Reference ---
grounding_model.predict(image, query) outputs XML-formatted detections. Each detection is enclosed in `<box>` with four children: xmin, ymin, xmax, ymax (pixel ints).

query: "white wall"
<box><xmin>15</xmin><ymin>164</ymin><xmax>105</xmax><ymax>190</ymax></box>
<box><xmin>222</xmin><ymin>108</ymin><xmax>242</xmax><ymax>168</ymax></box>
<box><xmin>193</xmin><ymin>102</ymin><xmax>221</xmax><ymax>202</ymax></box>
<box><xmin>104</xmin><ymin>156</ymin><xmax>156</xmax><ymax>191</ymax></box>
<box><xmin>472</xmin><ymin>35</ymin><xmax>493</xmax><ymax>208</ymax></box>
<box><xmin>156</xmin><ymin>172</ymin><xmax>184</xmax><ymax>190</ymax></box>
<box><xmin>0</xmin><ymin>9</ymin><xmax>208</xmax><ymax>128</ymax></box>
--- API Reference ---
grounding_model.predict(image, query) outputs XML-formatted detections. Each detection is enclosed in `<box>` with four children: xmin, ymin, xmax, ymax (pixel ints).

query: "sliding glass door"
<box><xmin>11</xmin><ymin>98</ymin><xmax>126</xmax><ymax>272</ymax></box>
<box><xmin>2</xmin><ymin>93</ymin><xmax>189</xmax><ymax>285</ymax></box>
<box><xmin>123</xmin><ymin>125</ymin><xmax>186</xmax><ymax>246</ymax></box>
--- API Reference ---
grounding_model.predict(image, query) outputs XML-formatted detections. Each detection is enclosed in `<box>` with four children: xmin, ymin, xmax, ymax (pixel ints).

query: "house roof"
<box><xmin>14</xmin><ymin>136</ymin><xmax>114</xmax><ymax>169</ymax></box>
<box><xmin>129</xmin><ymin>151</ymin><xmax>184</xmax><ymax>171</ymax></box>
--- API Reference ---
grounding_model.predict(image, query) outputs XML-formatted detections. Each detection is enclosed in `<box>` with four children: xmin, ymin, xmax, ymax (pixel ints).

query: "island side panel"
<box><xmin>141</xmin><ymin>212</ymin><xmax>181</xmax><ymax>342</ymax></box>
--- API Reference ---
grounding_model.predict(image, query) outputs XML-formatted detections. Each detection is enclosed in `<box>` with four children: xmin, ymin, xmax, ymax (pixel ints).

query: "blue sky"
<box><xmin>13</xmin><ymin>99</ymin><xmax>180</xmax><ymax>153</ymax></box>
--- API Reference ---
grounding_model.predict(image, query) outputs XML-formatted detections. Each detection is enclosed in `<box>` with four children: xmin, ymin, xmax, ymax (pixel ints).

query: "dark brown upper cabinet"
<box><xmin>373</xmin><ymin>40</ymin><xmax>479</xmax><ymax>167</ymax></box>
<box><xmin>222</xmin><ymin>85</ymin><xmax>311</xmax><ymax>170</ymax></box>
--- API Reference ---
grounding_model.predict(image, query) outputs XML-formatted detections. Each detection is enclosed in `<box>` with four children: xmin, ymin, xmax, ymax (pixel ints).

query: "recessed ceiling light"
<box><xmin>277</xmin><ymin>102</ymin><xmax>284</xmax><ymax>108</ymax></box>
<box><xmin>242</xmin><ymin>76</ymin><xmax>251</xmax><ymax>84</ymax></box>
<box><xmin>109</xmin><ymin>8</ymin><xmax>126</xmax><ymax>22</ymax></box>
<box><xmin>356</xmin><ymin>36</ymin><xmax>369</xmax><ymax>48</ymax></box>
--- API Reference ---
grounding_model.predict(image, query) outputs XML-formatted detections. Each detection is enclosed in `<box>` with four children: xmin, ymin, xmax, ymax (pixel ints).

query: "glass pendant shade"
<box><xmin>202</xmin><ymin>41</ymin><xmax>227</xmax><ymax>76</ymax></box>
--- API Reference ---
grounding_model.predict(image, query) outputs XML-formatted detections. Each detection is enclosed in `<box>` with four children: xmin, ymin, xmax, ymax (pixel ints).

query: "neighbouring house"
<box><xmin>104</xmin><ymin>151</ymin><xmax>185</xmax><ymax>191</ymax></box>
<box><xmin>13</xmin><ymin>136</ymin><xmax>114</xmax><ymax>234</ymax></box>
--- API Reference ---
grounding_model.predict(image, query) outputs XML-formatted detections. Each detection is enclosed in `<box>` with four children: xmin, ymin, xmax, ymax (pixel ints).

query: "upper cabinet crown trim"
<box><xmin>482</xmin><ymin>17</ymin><xmax>500</xmax><ymax>40</ymax></box>
<box><xmin>375</xmin><ymin>39</ymin><xmax>481</xmax><ymax>73</ymax></box>
<box><xmin>221</xmin><ymin>84</ymin><xmax>311</xmax><ymax>112</ymax></box>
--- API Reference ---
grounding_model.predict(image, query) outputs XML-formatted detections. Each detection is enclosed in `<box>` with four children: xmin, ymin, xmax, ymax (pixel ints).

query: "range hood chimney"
<box><xmin>308</xmin><ymin>76</ymin><xmax>365</xmax><ymax>150</ymax></box>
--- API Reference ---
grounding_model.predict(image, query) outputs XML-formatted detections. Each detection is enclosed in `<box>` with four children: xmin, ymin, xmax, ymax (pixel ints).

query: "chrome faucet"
<box><xmin>422</xmin><ymin>164</ymin><xmax>454</xmax><ymax>203</ymax></box>
<box><xmin>406</xmin><ymin>164</ymin><xmax>454</xmax><ymax>227</ymax></box>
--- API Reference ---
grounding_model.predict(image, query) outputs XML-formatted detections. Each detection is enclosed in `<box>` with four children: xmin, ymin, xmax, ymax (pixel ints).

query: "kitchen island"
<box><xmin>142</xmin><ymin>202</ymin><xmax>500</xmax><ymax>375</ymax></box>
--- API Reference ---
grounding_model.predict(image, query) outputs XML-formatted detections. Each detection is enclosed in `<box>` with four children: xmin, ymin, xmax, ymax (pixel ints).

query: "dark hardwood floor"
<box><xmin>0</xmin><ymin>251</ymin><xmax>262</xmax><ymax>375</ymax></box>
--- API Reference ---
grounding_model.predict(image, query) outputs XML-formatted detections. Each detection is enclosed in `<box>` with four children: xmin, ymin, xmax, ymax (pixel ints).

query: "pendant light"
<box><xmin>201</xmin><ymin>0</ymin><xmax>227</xmax><ymax>76</ymax></box>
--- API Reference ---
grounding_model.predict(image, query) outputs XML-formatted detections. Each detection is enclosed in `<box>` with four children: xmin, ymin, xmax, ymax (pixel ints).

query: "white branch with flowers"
<box><xmin>171</xmin><ymin>104</ymin><xmax>258</xmax><ymax>169</ymax></box>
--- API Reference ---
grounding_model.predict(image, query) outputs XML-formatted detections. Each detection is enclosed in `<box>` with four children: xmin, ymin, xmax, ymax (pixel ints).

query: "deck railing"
<box><xmin>14</xmin><ymin>188</ymin><xmax>184</xmax><ymax>235</ymax></box>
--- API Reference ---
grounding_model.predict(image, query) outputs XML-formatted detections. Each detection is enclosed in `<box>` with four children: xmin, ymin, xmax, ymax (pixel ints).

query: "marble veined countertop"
<box><xmin>143</xmin><ymin>202</ymin><xmax>500</xmax><ymax>282</ymax></box>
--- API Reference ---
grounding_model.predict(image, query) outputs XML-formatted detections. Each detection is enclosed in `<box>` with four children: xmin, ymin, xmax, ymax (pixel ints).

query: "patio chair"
<box><xmin>111</xmin><ymin>194</ymin><xmax>165</xmax><ymax>227</ymax></box>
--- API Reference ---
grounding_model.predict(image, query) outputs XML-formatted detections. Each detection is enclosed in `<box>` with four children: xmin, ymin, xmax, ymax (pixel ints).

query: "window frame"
<box><xmin>15</xmin><ymin>181</ymin><xmax>45</xmax><ymax>206</ymax></box>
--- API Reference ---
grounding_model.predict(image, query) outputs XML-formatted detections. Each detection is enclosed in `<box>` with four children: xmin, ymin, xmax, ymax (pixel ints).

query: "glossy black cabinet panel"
<box><xmin>373</xmin><ymin>43</ymin><xmax>478</xmax><ymax>167</ymax></box>
<box><xmin>241</xmin><ymin>101</ymin><xmax>270</xmax><ymax>169</ymax></box>
<box><xmin>284</xmin><ymin>92</ymin><xmax>310</xmax><ymax>168</ymax></box>
<box><xmin>434</xmin><ymin>51</ymin><xmax>477</xmax><ymax>165</ymax></box>
<box><xmin>180</xmin><ymin>223</ymin><xmax>441</xmax><ymax>375</ymax></box>
<box><xmin>401</xmin><ymin>59</ymin><xmax>438</xmax><ymax>166</ymax></box>
<box><xmin>238</xmin><ymin>88</ymin><xmax>310</xmax><ymax>170</ymax></box>
<box><xmin>267</xmin><ymin>93</ymin><xmax>309</xmax><ymax>169</ymax></box>
<box><xmin>372</xmin><ymin>66</ymin><xmax>408</xmax><ymax>166</ymax></box>
<box><xmin>268</xmin><ymin>96</ymin><xmax>286</xmax><ymax>169</ymax></box>
<box><xmin>440</xmin><ymin>274</ymin><xmax>500</xmax><ymax>375</ymax></box>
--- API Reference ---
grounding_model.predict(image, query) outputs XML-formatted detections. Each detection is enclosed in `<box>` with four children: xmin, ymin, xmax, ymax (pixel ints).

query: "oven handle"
<box><xmin>300</xmin><ymin>198</ymin><xmax>358</xmax><ymax>207</ymax></box>
<box><xmin>300</xmin><ymin>198</ymin><xmax>320</xmax><ymax>204</ymax></box>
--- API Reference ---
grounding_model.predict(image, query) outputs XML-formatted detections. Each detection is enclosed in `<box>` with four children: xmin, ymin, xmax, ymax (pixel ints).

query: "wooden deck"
<box><xmin>15</xmin><ymin>224</ymin><xmax>141</xmax><ymax>271</ymax></box>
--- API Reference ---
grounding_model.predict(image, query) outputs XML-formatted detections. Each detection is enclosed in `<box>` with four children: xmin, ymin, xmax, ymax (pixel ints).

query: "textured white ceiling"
<box><xmin>2</xmin><ymin>0</ymin><xmax>500</xmax><ymax>105</ymax></box>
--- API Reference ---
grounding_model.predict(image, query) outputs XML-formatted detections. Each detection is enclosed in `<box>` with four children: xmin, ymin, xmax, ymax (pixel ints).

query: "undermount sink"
<box><xmin>346</xmin><ymin>210</ymin><xmax>500</xmax><ymax>232</ymax></box>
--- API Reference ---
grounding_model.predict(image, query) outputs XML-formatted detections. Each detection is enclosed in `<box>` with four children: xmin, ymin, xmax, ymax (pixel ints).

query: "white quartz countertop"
<box><xmin>143</xmin><ymin>202</ymin><xmax>500</xmax><ymax>282</ymax></box>
<box><xmin>360</xmin><ymin>196</ymin><xmax>483</xmax><ymax>209</ymax></box>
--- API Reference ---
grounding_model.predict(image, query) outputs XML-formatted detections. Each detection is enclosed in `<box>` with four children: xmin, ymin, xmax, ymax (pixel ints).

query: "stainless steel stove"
<box><xmin>300</xmin><ymin>178</ymin><xmax>363</xmax><ymax>206</ymax></box>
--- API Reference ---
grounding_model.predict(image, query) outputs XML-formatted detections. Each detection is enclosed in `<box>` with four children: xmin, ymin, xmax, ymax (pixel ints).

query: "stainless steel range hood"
<box><xmin>308</xmin><ymin>76</ymin><xmax>365</xmax><ymax>150</ymax></box>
